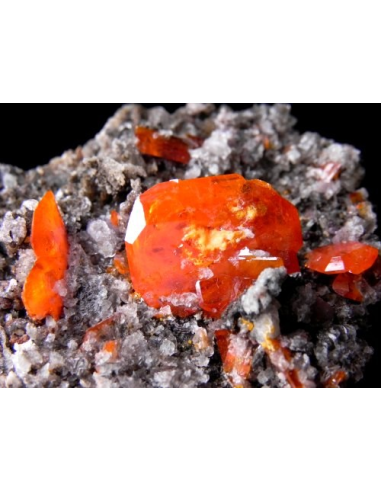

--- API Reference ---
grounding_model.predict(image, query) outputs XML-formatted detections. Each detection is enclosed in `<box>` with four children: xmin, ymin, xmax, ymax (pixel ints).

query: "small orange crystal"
<box><xmin>262</xmin><ymin>338</ymin><xmax>305</xmax><ymax>388</ymax></box>
<box><xmin>110</xmin><ymin>210</ymin><xmax>119</xmax><ymax>227</ymax></box>
<box><xmin>82</xmin><ymin>317</ymin><xmax>116</xmax><ymax>346</ymax></box>
<box><xmin>22</xmin><ymin>191</ymin><xmax>69</xmax><ymax>321</ymax></box>
<box><xmin>215</xmin><ymin>330</ymin><xmax>253</xmax><ymax>387</ymax></box>
<box><xmin>306</xmin><ymin>242</ymin><xmax>378</xmax><ymax>275</ymax></box>
<box><xmin>125</xmin><ymin>174</ymin><xmax>303</xmax><ymax>318</ymax></box>
<box><xmin>113</xmin><ymin>252</ymin><xmax>130</xmax><ymax>277</ymax></box>
<box><xmin>324</xmin><ymin>370</ymin><xmax>347</xmax><ymax>388</ymax></box>
<box><xmin>101</xmin><ymin>340</ymin><xmax>119</xmax><ymax>361</ymax></box>
<box><xmin>332</xmin><ymin>273</ymin><xmax>368</xmax><ymax>302</ymax></box>
<box><xmin>135</xmin><ymin>126</ymin><xmax>191</xmax><ymax>165</ymax></box>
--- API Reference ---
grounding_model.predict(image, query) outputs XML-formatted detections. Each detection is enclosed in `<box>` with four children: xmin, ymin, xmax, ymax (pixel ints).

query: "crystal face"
<box><xmin>125</xmin><ymin>174</ymin><xmax>303</xmax><ymax>318</ymax></box>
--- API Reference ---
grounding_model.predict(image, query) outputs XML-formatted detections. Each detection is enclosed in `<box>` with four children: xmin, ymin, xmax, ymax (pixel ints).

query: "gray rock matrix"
<box><xmin>0</xmin><ymin>104</ymin><xmax>379</xmax><ymax>388</ymax></box>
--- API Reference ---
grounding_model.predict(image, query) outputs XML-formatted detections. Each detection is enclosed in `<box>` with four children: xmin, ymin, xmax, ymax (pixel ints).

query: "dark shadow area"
<box><xmin>0</xmin><ymin>104</ymin><xmax>123</xmax><ymax>169</ymax></box>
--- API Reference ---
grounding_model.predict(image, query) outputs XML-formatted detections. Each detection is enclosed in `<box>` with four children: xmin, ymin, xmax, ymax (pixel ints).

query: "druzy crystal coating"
<box><xmin>125</xmin><ymin>174</ymin><xmax>303</xmax><ymax>318</ymax></box>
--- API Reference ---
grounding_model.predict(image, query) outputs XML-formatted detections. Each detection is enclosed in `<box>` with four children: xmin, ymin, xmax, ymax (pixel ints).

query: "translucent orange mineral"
<box><xmin>82</xmin><ymin>317</ymin><xmax>116</xmax><ymax>346</ymax></box>
<box><xmin>261</xmin><ymin>338</ymin><xmax>305</xmax><ymax>388</ymax></box>
<box><xmin>113</xmin><ymin>252</ymin><xmax>130</xmax><ymax>277</ymax></box>
<box><xmin>332</xmin><ymin>273</ymin><xmax>367</xmax><ymax>302</ymax></box>
<box><xmin>110</xmin><ymin>210</ymin><xmax>120</xmax><ymax>227</ymax></box>
<box><xmin>306</xmin><ymin>242</ymin><xmax>378</xmax><ymax>275</ymax></box>
<box><xmin>215</xmin><ymin>330</ymin><xmax>253</xmax><ymax>387</ymax></box>
<box><xmin>135</xmin><ymin>126</ymin><xmax>191</xmax><ymax>165</ymax></box>
<box><xmin>125</xmin><ymin>174</ymin><xmax>303</xmax><ymax>318</ymax></box>
<box><xmin>324</xmin><ymin>370</ymin><xmax>347</xmax><ymax>388</ymax></box>
<box><xmin>22</xmin><ymin>191</ymin><xmax>69</xmax><ymax>321</ymax></box>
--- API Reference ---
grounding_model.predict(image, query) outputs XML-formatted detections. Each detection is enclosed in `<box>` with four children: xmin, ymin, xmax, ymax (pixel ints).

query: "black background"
<box><xmin>1</xmin><ymin>104</ymin><xmax>379</xmax><ymax>387</ymax></box>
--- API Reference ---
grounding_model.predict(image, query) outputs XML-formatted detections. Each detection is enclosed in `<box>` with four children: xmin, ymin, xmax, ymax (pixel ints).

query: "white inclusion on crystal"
<box><xmin>325</xmin><ymin>256</ymin><xmax>345</xmax><ymax>272</ymax></box>
<box><xmin>237</xmin><ymin>227</ymin><xmax>255</xmax><ymax>239</ymax></box>
<box><xmin>125</xmin><ymin>197</ymin><xmax>146</xmax><ymax>244</ymax></box>
<box><xmin>252</xmin><ymin>257</ymin><xmax>280</xmax><ymax>261</ymax></box>
<box><xmin>198</xmin><ymin>268</ymin><xmax>214</xmax><ymax>280</ymax></box>
<box><xmin>237</xmin><ymin>248</ymin><xmax>277</xmax><ymax>260</ymax></box>
<box><xmin>195</xmin><ymin>280</ymin><xmax>203</xmax><ymax>301</ymax></box>
<box><xmin>250</xmin><ymin>250</ymin><xmax>270</xmax><ymax>258</ymax></box>
<box><xmin>238</xmin><ymin>247</ymin><xmax>255</xmax><ymax>258</ymax></box>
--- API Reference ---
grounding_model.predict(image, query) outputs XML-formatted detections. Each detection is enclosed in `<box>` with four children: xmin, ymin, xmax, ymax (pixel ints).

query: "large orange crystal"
<box><xmin>125</xmin><ymin>174</ymin><xmax>303</xmax><ymax>318</ymax></box>
<box><xmin>22</xmin><ymin>191</ymin><xmax>69</xmax><ymax>321</ymax></box>
<box><xmin>306</xmin><ymin>242</ymin><xmax>378</xmax><ymax>275</ymax></box>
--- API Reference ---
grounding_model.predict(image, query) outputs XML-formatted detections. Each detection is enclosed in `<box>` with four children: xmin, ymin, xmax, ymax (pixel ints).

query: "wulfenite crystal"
<box><xmin>332</xmin><ymin>273</ymin><xmax>368</xmax><ymax>302</ymax></box>
<box><xmin>22</xmin><ymin>191</ymin><xmax>69</xmax><ymax>321</ymax></box>
<box><xmin>306</xmin><ymin>242</ymin><xmax>378</xmax><ymax>275</ymax></box>
<box><xmin>135</xmin><ymin>126</ymin><xmax>191</xmax><ymax>165</ymax></box>
<box><xmin>125</xmin><ymin>174</ymin><xmax>303</xmax><ymax>318</ymax></box>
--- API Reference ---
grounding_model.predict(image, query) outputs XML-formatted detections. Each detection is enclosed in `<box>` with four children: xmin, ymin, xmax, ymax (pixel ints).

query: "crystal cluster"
<box><xmin>0</xmin><ymin>104</ymin><xmax>380</xmax><ymax>388</ymax></box>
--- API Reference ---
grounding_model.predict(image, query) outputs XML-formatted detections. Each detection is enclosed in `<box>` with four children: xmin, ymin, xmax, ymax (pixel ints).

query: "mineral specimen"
<box><xmin>21</xmin><ymin>191</ymin><xmax>69</xmax><ymax>321</ymax></box>
<box><xmin>125</xmin><ymin>174</ymin><xmax>302</xmax><ymax>318</ymax></box>
<box><xmin>0</xmin><ymin>103</ymin><xmax>380</xmax><ymax>388</ymax></box>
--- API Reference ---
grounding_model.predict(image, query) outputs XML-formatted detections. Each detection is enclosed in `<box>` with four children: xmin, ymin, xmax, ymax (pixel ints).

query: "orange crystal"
<box><xmin>110</xmin><ymin>209</ymin><xmax>119</xmax><ymax>227</ymax></box>
<box><xmin>324</xmin><ymin>370</ymin><xmax>347</xmax><ymax>388</ymax></box>
<box><xmin>125</xmin><ymin>174</ymin><xmax>303</xmax><ymax>318</ymax></box>
<box><xmin>82</xmin><ymin>317</ymin><xmax>116</xmax><ymax>346</ymax></box>
<box><xmin>332</xmin><ymin>273</ymin><xmax>368</xmax><ymax>302</ymax></box>
<box><xmin>22</xmin><ymin>191</ymin><xmax>69</xmax><ymax>321</ymax></box>
<box><xmin>113</xmin><ymin>252</ymin><xmax>130</xmax><ymax>277</ymax></box>
<box><xmin>306</xmin><ymin>242</ymin><xmax>378</xmax><ymax>275</ymax></box>
<box><xmin>215</xmin><ymin>330</ymin><xmax>253</xmax><ymax>387</ymax></box>
<box><xmin>101</xmin><ymin>340</ymin><xmax>119</xmax><ymax>362</ymax></box>
<box><xmin>135</xmin><ymin>126</ymin><xmax>191</xmax><ymax>165</ymax></box>
<box><xmin>262</xmin><ymin>338</ymin><xmax>304</xmax><ymax>388</ymax></box>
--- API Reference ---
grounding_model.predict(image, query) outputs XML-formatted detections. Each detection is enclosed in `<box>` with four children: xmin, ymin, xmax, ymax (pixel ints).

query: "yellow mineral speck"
<box><xmin>245</xmin><ymin>206</ymin><xmax>258</xmax><ymax>221</ymax></box>
<box><xmin>149</xmin><ymin>202</ymin><xmax>159</xmax><ymax>215</ymax></box>
<box><xmin>239</xmin><ymin>318</ymin><xmax>254</xmax><ymax>332</ymax></box>
<box><xmin>183</xmin><ymin>226</ymin><xmax>248</xmax><ymax>252</ymax></box>
<box><xmin>228</xmin><ymin>203</ymin><xmax>258</xmax><ymax>222</ymax></box>
<box><xmin>261</xmin><ymin>339</ymin><xmax>275</xmax><ymax>352</ymax></box>
<box><xmin>260</xmin><ymin>334</ymin><xmax>280</xmax><ymax>353</ymax></box>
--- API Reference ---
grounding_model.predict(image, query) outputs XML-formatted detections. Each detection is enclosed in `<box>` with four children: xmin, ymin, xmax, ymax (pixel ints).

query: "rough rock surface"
<box><xmin>0</xmin><ymin>104</ymin><xmax>379</xmax><ymax>388</ymax></box>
